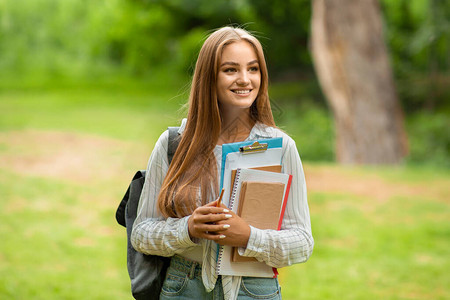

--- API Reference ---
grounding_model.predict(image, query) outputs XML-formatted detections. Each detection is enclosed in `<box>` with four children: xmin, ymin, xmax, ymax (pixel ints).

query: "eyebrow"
<box><xmin>220</xmin><ymin>60</ymin><xmax>259</xmax><ymax>67</ymax></box>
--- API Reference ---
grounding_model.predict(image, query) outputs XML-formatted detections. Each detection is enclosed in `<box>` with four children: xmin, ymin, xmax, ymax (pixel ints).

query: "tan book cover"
<box><xmin>230</xmin><ymin>165</ymin><xmax>282</xmax><ymax>192</ymax></box>
<box><xmin>231</xmin><ymin>181</ymin><xmax>286</xmax><ymax>262</ymax></box>
<box><xmin>216</xmin><ymin>167</ymin><xmax>292</xmax><ymax>277</ymax></box>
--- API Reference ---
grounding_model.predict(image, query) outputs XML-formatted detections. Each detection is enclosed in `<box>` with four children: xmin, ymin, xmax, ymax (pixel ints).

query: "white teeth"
<box><xmin>233</xmin><ymin>90</ymin><xmax>250</xmax><ymax>94</ymax></box>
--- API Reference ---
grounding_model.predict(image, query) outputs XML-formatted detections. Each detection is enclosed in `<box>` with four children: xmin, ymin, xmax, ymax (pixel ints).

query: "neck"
<box><xmin>218</xmin><ymin>108</ymin><xmax>255</xmax><ymax>145</ymax></box>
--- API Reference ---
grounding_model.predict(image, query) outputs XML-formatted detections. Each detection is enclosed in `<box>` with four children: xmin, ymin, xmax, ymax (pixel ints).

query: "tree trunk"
<box><xmin>311</xmin><ymin>0</ymin><xmax>408</xmax><ymax>164</ymax></box>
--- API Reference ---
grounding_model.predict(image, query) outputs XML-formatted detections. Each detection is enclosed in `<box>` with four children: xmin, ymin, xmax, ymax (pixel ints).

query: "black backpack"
<box><xmin>116</xmin><ymin>127</ymin><xmax>180</xmax><ymax>300</ymax></box>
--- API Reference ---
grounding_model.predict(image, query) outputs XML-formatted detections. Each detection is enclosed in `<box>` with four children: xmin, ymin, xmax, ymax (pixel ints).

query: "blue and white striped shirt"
<box><xmin>131</xmin><ymin>119</ymin><xmax>314</xmax><ymax>299</ymax></box>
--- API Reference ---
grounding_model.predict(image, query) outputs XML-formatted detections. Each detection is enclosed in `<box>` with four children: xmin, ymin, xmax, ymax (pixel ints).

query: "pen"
<box><xmin>217</xmin><ymin>188</ymin><xmax>224</xmax><ymax>207</ymax></box>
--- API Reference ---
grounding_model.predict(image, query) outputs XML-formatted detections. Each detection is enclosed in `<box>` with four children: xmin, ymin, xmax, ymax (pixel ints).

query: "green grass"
<box><xmin>279</xmin><ymin>189</ymin><xmax>449</xmax><ymax>299</ymax></box>
<box><xmin>0</xmin><ymin>77</ymin><xmax>189</xmax><ymax>143</ymax></box>
<box><xmin>0</xmin><ymin>170</ymin><xmax>130</xmax><ymax>299</ymax></box>
<box><xmin>0</xmin><ymin>79</ymin><xmax>449</xmax><ymax>299</ymax></box>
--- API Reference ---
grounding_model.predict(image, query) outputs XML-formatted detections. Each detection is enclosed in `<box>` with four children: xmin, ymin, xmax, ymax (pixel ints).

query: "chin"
<box><xmin>234</xmin><ymin>100</ymin><xmax>256</xmax><ymax>109</ymax></box>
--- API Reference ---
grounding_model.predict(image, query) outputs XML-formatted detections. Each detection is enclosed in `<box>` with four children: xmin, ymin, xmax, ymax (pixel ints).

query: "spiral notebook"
<box><xmin>216</xmin><ymin>168</ymin><xmax>292</xmax><ymax>277</ymax></box>
<box><xmin>231</xmin><ymin>181</ymin><xmax>286</xmax><ymax>262</ymax></box>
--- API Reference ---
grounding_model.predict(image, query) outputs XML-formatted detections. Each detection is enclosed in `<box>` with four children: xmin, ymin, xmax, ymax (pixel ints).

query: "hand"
<box><xmin>213</xmin><ymin>207</ymin><xmax>251</xmax><ymax>248</ymax></box>
<box><xmin>187</xmin><ymin>200</ymin><xmax>233</xmax><ymax>243</ymax></box>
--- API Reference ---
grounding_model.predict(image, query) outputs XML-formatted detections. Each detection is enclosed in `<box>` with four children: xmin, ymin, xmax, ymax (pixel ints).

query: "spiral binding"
<box><xmin>216</xmin><ymin>244</ymin><xmax>224</xmax><ymax>273</ymax></box>
<box><xmin>229</xmin><ymin>168</ymin><xmax>242</xmax><ymax>210</ymax></box>
<box><xmin>217</xmin><ymin>168</ymin><xmax>241</xmax><ymax>274</ymax></box>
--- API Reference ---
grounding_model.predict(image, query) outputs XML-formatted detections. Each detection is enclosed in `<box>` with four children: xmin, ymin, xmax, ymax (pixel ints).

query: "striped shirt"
<box><xmin>131</xmin><ymin>119</ymin><xmax>314</xmax><ymax>300</ymax></box>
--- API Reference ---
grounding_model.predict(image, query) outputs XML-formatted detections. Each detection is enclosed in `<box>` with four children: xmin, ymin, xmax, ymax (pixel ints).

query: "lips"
<box><xmin>231</xmin><ymin>89</ymin><xmax>252</xmax><ymax>94</ymax></box>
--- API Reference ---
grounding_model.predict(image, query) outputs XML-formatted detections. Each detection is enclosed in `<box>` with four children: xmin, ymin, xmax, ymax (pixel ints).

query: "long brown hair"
<box><xmin>158</xmin><ymin>26</ymin><xmax>276</xmax><ymax>218</ymax></box>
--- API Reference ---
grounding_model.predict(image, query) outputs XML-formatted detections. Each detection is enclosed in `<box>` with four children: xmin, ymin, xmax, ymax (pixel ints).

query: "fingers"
<box><xmin>189</xmin><ymin>214</ymin><xmax>231</xmax><ymax>233</ymax></box>
<box><xmin>193</xmin><ymin>223</ymin><xmax>230</xmax><ymax>234</ymax></box>
<box><xmin>209</xmin><ymin>233</ymin><xmax>227</xmax><ymax>243</ymax></box>
<box><xmin>189</xmin><ymin>223</ymin><xmax>230</xmax><ymax>240</ymax></box>
<box><xmin>197</xmin><ymin>205</ymin><xmax>229</xmax><ymax>215</ymax></box>
<box><xmin>192</xmin><ymin>212</ymin><xmax>232</xmax><ymax>225</ymax></box>
<box><xmin>188</xmin><ymin>201</ymin><xmax>238</xmax><ymax>241</ymax></box>
<box><xmin>188</xmin><ymin>206</ymin><xmax>232</xmax><ymax>240</ymax></box>
<box><xmin>192</xmin><ymin>205</ymin><xmax>232</xmax><ymax>223</ymax></box>
<box><xmin>195</xmin><ymin>232</ymin><xmax>227</xmax><ymax>242</ymax></box>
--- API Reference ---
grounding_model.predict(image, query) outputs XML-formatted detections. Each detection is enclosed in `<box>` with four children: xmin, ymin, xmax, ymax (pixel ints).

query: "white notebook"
<box><xmin>216</xmin><ymin>168</ymin><xmax>292</xmax><ymax>277</ymax></box>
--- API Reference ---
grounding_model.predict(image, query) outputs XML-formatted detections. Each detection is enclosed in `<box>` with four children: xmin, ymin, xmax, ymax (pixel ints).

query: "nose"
<box><xmin>236</xmin><ymin>71</ymin><xmax>250</xmax><ymax>86</ymax></box>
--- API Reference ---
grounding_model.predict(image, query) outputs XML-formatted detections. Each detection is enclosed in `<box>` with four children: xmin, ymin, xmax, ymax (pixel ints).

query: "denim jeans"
<box><xmin>160</xmin><ymin>255</ymin><xmax>281</xmax><ymax>300</ymax></box>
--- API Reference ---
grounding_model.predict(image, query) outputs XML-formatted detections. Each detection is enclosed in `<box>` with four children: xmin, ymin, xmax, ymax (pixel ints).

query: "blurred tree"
<box><xmin>311</xmin><ymin>0</ymin><xmax>408</xmax><ymax>164</ymax></box>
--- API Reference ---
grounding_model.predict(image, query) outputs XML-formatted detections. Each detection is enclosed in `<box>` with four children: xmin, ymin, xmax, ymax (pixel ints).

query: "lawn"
<box><xmin>0</xmin><ymin>81</ymin><xmax>448</xmax><ymax>299</ymax></box>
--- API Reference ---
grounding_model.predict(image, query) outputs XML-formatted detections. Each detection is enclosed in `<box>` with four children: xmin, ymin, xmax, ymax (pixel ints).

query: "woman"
<box><xmin>131</xmin><ymin>26</ymin><xmax>313</xmax><ymax>300</ymax></box>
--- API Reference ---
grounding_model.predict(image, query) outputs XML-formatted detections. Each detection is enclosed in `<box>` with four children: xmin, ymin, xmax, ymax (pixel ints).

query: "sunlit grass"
<box><xmin>279</xmin><ymin>183</ymin><xmax>449</xmax><ymax>300</ymax></box>
<box><xmin>0</xmin><ymin>80</ymin><xmax>449</xmax><ymax>299</ymax></box>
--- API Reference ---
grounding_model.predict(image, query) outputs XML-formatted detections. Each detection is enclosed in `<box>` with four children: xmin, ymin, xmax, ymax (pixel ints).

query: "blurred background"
<box><xmin>0</xmin><ymin>0</ymin><xmax>448</xmax><ymax>299</ymax></box>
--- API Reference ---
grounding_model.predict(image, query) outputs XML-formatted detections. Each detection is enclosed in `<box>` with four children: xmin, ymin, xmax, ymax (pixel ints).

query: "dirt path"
<box><xmin>0</xmin><ymin>129</ymin><xmax>147</xmax><ymax>184</ymax></box>
<box><xmin>1</xmin><ymin>129</ymin><xmax>448</xmax><ymax>203</ymax></box>
<box><xmin>305</xmin><ymin>165</ymin><xmax>448</xmax><ymax>203</ymax></box>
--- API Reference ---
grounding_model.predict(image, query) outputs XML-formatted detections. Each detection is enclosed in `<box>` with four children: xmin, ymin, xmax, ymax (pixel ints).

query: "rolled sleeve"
<box><xmin>238</xmin><ymin>226</ymin><xmax>266</xmax><ymax>258</ymax></box>
<box><xmin>177</xmin><ymin>216</ymin><xmax>198</xmax><ymax>247</ymax></box>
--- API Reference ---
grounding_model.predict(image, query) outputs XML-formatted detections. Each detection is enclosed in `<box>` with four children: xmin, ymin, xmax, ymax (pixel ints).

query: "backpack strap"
<box><xmin>115</xmin><ymin>170</ymin><xmax>145</xmax><ymax>227</ymax></box>
<box><xmin>116</xmin><ymin>126</ymin><xmax>180</xmax><ymax>227</ymax></box>
<box><xmin>167</xmin><ymin>126</ymin><xmax>180</xmax><ymax>164</ymax></box>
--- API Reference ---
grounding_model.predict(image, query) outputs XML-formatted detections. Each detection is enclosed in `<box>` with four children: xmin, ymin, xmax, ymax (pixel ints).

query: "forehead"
<box><xmin>220</xmin><ymin>40</ymin><xmax>258</xmax><ymax>62</ymax></box>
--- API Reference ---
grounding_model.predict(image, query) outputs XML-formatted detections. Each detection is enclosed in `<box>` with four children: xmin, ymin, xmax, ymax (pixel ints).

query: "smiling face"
<box><xmin>216</xmin><ymin>40</ymin><xmax>261</xmax><ymax>116</ymax></box>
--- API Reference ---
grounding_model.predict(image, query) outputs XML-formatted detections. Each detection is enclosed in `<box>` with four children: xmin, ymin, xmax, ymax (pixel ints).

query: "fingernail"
<box><xmin>223</xmin><ymin>224</ymin><xmax>230</xmax><ymax>229</ymax></box>
<box><xmin>223</xmin><ymin>209</ymin><xmax>230</xmax><ymax>213</ymax></box>
<box><xmin>219</xmin><ymin>235</ymin><xmax>226</xmax><ymax>239</ymax></box>
<box><xmin>225</xmin><ymin>214</ymin><xmax>232</xmax><ymax>218</ymax></box>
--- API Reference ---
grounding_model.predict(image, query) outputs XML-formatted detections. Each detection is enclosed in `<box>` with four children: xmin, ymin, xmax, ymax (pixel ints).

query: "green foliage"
<box><xmin>0</xmin><ymin>0</ymin><xmax>313</xmax><ymax>78</ymax></box>
<box><xmin>406</xmin><ymin>112</ymin><xmax>450</xmax><ymax>168</ymax></box>
<box><xmin>172</xmin><ymin>27</ymin><xmax>208</xmax><ymax>74</ymax></box>
<box><xmin>380</xmin><ymin>0</ymin><xmax>450</xmax><ymax>111</ymax></box>
<box><xmin>106</xmin><ymin>1</ymin><xmax>179</xmax><ymax>75</ymax></box>
<box><xmin>270</xmin><ymin>81</ymin><xmax>335</xmax><ymax>161</ymax></box>
<box><xmin>0</xmin><ymin>0</ymin><xmax>115</xmax><ymax>78</ymax></box>
<box><xmin>1</xmin><ymin>0</ymin><xmax>448</xmax><ymax>111</ymax></box>
<box><xmin>247</xmin><ymin>0</ymin><xmax>312</xmax><ymax>74</ymax></box>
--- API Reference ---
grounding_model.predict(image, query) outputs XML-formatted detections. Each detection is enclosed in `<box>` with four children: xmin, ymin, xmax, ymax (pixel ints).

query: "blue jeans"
<box><xmin>160</xmin><ymin>255</ymin><xmax>282</xmax><ymax>299</ymax></box>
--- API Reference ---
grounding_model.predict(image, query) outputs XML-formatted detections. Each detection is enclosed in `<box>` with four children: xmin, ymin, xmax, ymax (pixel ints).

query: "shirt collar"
<box><xmin>177</xmin><ymin>118</ymin><xmax>273</xmax><ymax>140</ymax></box>
<box><xmin>247</xmin><ymin>122</ymin><xmax>273</xmax><ymax>140</ymax></box>
<box><xmin>177</xmin><ymin>118</ymin><xmax>187</xmax><ymax>135</ymax></box>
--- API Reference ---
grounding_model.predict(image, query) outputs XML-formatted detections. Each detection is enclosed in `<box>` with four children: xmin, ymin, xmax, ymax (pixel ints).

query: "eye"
<box><xmin>224</xmin><ymin>68</ymin><xmax>237</xmax><ymax>73</ymax></box>
<box><xmin>249</xmin><ymin>66</ymin><xmax>259</xmax><ymax>72</ymax></box>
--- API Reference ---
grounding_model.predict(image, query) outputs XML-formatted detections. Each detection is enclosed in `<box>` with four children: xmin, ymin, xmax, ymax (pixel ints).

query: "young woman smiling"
<box><xmin>131</xmin><ymin>26</ymin><xmax>313</xmax><ymax>300</ymax></box>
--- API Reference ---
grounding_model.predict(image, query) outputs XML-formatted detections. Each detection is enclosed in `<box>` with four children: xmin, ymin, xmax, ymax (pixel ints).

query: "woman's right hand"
<box><xmin>187</xmin><ymin>200</ymin><xmax>232</xmax><ymax>242</ymax></box>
